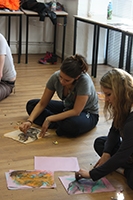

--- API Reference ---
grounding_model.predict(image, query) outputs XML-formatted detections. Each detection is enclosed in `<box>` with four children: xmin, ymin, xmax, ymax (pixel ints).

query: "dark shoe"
<box><xmin>39</xmin><ymin>52</ymin><xmax>52</xmax><ymax>64</ymax></box>
<box><xmin>47</xmin><ymin>53</ymin><xmax>57</xmax><ymax>64</ymax></box>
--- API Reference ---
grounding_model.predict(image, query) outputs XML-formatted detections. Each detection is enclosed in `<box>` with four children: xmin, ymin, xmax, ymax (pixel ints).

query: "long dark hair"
<box><xmin>60</xmin><ymin>54</ymin><xmax>89</xmax><ymax>78</ymax></box>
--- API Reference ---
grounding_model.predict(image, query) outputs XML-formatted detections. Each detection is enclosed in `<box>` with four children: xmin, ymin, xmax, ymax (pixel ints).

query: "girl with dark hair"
<box><xmin>19</xmin><ymin>54</ymin><xmax>99</xmax><ymax>137</ymax></box>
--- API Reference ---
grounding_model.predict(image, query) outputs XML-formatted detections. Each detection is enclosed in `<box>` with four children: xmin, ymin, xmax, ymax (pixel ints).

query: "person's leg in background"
<box><xmin>0</xmin><ymin>82</ymin><xmax>14</xmax><ymax>101</ymax></box>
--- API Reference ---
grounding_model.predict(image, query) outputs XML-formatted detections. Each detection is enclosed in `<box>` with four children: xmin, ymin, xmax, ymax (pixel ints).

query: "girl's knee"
<box><xmin>94</xmin><ymin>137</ymin><xmax>103</xmax><ymax>150</ymax></box>
<box><xmin>93</xmin><ymin>136</ymin><xmax>107</xmax><ymax>156</ymax></box>
<box><xmin>26</xmin><ymin>99</ymin><xmax>39</xmax><ymax>114</ymax></box>
<box><xmin>26</xmin><ymin>101</ymin><xmax>32</xmax><ymax>114</ymax></box>
<box><xmin>56</xmin><ymin>126</ymin><xmax>78</xmax><ymax>137</ymax></box>
<box><xmin>56</xmin><ymin>120</ymin><xmax>80</xmax><ymax>137</ymax></box>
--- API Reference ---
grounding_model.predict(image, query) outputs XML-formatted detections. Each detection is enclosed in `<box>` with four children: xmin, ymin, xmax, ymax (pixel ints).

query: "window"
<box><xmin>112</xmin><ymin>0</ymin><xmax>133</xmax><ymax>19</ymax></box>
<box><xmin>108</xmin><ymin>0</ymin><xmax>133</xmax><ymax>71</ymax></box>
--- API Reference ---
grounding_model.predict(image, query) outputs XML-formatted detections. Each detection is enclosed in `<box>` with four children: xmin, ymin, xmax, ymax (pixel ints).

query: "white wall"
<box><xmin>55</xmin><ymin>0</ymin><xmax>78</xmax><ymax>57</ymax></box>
<box><xmin>0</xmin><ymin>0</ymin><xmax>55</xmax><ymax>54</ymax></box>
<box><xmin>0</xmin><ymin>0</ymin><xmax>108</xmax><ymax>64</ymax></box>
<box><xmin>76</xmin><ymin>0</ymin><xmax>90</xmax><ymax>59</ymax></box>
<box><xmin>77</xmin><ymin>0</ymin><xmax>108</xmax><ymax>64</ymax></box>
<box><xmin>56</xmin><ymin>0</ymin><xmax>90</xmax><ymax>60</ymax></box>
<box><xmin>56</xmin><ymin>0</ymin><xmax>107</xmax><ymax>64</ymax></box>
<box><xmin>57</xmin><ymin>0</ymin><xmax>107</xmax><ymax>64</ymax></box>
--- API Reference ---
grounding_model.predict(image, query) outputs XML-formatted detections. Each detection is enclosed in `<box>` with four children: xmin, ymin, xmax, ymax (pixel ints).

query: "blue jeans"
<box><xmin>26</xmin><ymin>99</ymin><xmax>99</xmax><ymax>138</ymax></box>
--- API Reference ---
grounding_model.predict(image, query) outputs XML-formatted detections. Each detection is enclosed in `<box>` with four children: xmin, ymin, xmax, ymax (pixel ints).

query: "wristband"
<box><xmin>27</xmin><ymin>119</ymin><xmax>33</xmax><ymax>124</ymax></box>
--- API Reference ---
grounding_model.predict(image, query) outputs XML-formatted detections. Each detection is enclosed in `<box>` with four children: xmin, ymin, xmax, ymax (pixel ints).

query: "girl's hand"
<box><xmin>94</xmin><ymin>153</ymin><xmax>110</xmax><ymax>168</ymax></box>
<box><xmin>75</xmin><ymin>169</ymin><xmax>90</xmax><ymax>180</ymax></box>
<box><xmin>19</xmin><ymin>121</ymin><xmax>32</xmax><ymax>134</ymax></box>
<box><xmin>39</xmin><ymin>118</ymin><xmax>51</xmax><ymax>138</ymax></box>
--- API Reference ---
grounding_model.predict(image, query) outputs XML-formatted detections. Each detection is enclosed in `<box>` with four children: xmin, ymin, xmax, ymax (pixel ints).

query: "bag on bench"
<box><xmin>21</xmin><ymin>0</ymin><xmax>57</xmax><ymax>24</ymax></box>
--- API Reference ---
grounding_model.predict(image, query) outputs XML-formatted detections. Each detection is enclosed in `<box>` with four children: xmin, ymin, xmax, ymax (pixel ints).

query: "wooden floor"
<box><xmin>0</xmin><ymin>54</ymin><xmax>133</xmax><ymax>200</ymax></box>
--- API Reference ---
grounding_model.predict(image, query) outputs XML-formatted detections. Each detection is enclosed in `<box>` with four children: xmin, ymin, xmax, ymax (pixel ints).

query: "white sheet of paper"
<box><xmin>34</xmin><ymin>156</ymin><xmax>80</xmax><ymax>172</ymax></box>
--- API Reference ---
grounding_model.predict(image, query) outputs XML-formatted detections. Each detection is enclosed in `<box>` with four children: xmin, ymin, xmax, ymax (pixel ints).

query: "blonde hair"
<box><xmin>100</xmin><ymin>68</ymin><xmax>133</xmax><ymax>129</ymax></box>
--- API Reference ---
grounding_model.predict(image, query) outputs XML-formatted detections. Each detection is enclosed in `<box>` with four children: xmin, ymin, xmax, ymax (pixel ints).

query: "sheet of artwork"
<box><xmin>34</xmin><ymin>156</ymin><xmax>80</xmax><ymax>172</ymax></box>
<box><xmin>4</xmin><ymin>127</ymin><xmax>41</xmax><ymax>144</ymax></box>
<box><xmin>59</xmin><ymin>175</ymin><xmax>116</xmax><ymax>195</ymax></box>
<box><xmin>5</xmin><ymin>170</ymin><xmax>56</xmax><ymax>190</ymax></box>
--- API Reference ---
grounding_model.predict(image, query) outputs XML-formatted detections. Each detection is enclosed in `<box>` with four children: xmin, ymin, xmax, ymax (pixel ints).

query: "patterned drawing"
<box><xmin>5</xmin><ymin>170</ymin><xmax>56</xmax><ymax>189</ymax></box>
<box><xmin>59</xmin><ymin>175</ymin><xmax>115</xmax><ymax>195</ymax></box>
<box><xmin>4</xmin><ymin>127</ymin><xmax>41</xmax><ymax>144</ymax></box>
<box><xmin>18</xmin><ymin>128</ymin><xmax>39</xmax><ymax>142</ymax></box>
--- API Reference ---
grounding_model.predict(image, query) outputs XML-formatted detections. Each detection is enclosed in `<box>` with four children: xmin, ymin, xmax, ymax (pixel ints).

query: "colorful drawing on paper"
<box><xmin>4</xmin><ymin>127</ymin><xmax>41</xmax><ymax>144</ymax></box>
<box><xmin>5</xmin><ymin>170</ymin><xmax>56</xmax><ymax>189</ymax></box>
<box><xmin>59</xmin><ymin>175</ymin><xmax>116</xmax><ymax>195</ymax></box>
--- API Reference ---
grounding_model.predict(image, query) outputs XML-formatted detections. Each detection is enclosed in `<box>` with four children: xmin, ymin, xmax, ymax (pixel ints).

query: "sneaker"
<box><xmin>47</xmin><ymin>53</ymin><xmax>57</xmax><ymax>64</ymax></box>
<box><xmin>39</xmin><ymin>52</ymin><xmax>52</xmax><ymax>64</ymax></box>
<box><xmin>39</xmin><ymin>52</ymin><xmax>57</xmax><ymax>64</ymax></box>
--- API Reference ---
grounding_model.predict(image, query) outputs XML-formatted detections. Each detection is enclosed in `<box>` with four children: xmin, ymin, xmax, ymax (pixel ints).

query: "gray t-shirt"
<box><xmin>46</xmin><ymin>70</ymin><xmax>99</xmax><ymax>114</ymax></box>
<box><xmin>0</xmin><ymin>33</ymin><xmax>16</xmax><ymax>81</ymax></box>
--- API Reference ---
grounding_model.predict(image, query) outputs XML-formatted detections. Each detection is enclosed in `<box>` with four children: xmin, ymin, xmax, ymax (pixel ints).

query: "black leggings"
<box><xmin>94</xmin><ymin>136</ymin><xmax>133</xmax><ymax>190</ymax></box>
